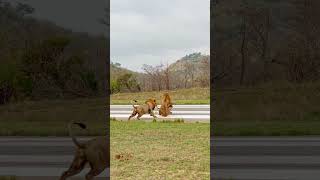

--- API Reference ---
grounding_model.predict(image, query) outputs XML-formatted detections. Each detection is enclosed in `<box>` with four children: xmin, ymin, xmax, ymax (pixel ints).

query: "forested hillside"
<box><xmin>110</xmin><ymin>52</ymin><xmax>210</xmax><ymax>93</ymax></box>
<box><xmin>0</xmin><ymin>1</ymin><xmax>107</xmax><ymax>104</ymax></box>
<box><xmin>213</xmin><ymin>0</ymin><xmax>320</xmax><ymax>88</ymax></box>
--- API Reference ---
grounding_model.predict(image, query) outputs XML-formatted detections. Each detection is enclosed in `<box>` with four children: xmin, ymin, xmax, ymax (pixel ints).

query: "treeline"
<box><xmin>111</xmin><ymin>53</ymin><xmax>210</xmax><ymax>94</ymax></box>
<box><xmin>0</xmin><ymin>1</ymin><xmax>107</xmax><ymax>104</ymax></box>
<box><xmin>213</xmin><ymin>0</ymin><xmax>320</xmax><ymax>88</ymax></box>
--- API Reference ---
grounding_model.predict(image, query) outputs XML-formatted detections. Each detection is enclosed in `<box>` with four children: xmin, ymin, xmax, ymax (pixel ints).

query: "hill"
<box><xmin>169</xmin><ymin>53</ymin><xmax>209</xmax><ymax>71</ymax></box>
<box><xmin>110</xmin><ymin>52</ymin><xmax>210</xmax><ymax>93</ymax></box>
<box><xmin>0</xmin><ymin>1</ymin><xmax>107</xmax><ymax>103</ymax></box>
<box><xmin>168</xmin><ymin>53</ymin><xmax>210</xmax><ymax>89</ymax></box>
<box><xmin>110</xmin><ymin>63</ymin><xmax>142</xmax><ymax>80</ymax></box>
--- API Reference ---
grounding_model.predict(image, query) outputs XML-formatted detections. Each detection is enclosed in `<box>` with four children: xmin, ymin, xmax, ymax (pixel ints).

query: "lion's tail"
<box><xmin>131</xmin><ymin>100</ymin><xmax>138</xmax><ymax>108</ymax></box>
<box><xmin>68</xmin><ymin>121</ymin><xmax>86</xmax><ymax>148</ymax></box>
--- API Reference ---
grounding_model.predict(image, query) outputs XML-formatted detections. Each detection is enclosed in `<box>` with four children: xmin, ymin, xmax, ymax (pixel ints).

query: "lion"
<box><xmin>128</xmin><ymin>98</ymin><xmax>157</xmax><ymax>120</ymax></box>
<box><xmin>60</xmin><ymin>121</ymin><xmax>109</xmax><ymax>180</ymax></box>
<box><xmin>159</xmin><ymin>93</ymin><xmax>173</xmax><ymax>117</ymax></box>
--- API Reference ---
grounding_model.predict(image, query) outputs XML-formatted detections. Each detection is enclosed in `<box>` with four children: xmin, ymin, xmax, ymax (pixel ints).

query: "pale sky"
<box><xmin>13</xmin><ymin>0</ymin><xmax>209</xmax><ymax>72</ymax></box>
<box><xmin>111</xmin><ymin>0</ymin><xmax>210</xmax><ymax>71</ymax></box>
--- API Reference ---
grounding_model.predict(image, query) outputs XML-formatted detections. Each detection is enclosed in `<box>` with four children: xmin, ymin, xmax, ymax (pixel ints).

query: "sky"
<box><xmin>111</xmin><ymin>0</ymin><xmax>210</xmax><ymax>71</ymax></box>
<box><xmin>14</xmin><ymin>0</ymin><xmax>209</xmax><ymax>72</ymax></box>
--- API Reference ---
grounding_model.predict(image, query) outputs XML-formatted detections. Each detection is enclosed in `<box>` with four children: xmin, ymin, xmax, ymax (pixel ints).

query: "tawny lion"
<box><xmin>60</xmin><ymin>121</ymin><xmax>109</xmax><ymax>180</ymax></box>
<box><xmin>159</xmin><ymin>93</ymin><xmax>173</xmax><ymax>117</ymax></box>
<box><xmin>128</xmin><ymin>98</ymin><xmax>157</xmax><ymax>120</ymax></box>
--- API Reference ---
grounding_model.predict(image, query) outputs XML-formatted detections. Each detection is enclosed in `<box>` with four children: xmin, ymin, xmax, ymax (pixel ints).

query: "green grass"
<box><xmin>4</xmin><ymin>82</ymin><xmax>320</xmax><ymax>136</ymax></box>
<box><xmin>111</xmin><ymin>120</ymin><xmax>210</xmax><ymax>179</ymax></box>
<box><xmin>0</xmin><ymin>176</ymin><xmax>16</xmax><ymax>180</ymax></box>
<box><xmin>0</xmin><ymin>98</ymin><xmax>106</xmax><ymax>136</ymax></box>
<box><xmin>214</xmin><ymin>82</ymin><xmax>320</xmax><ymax>136</ymax></box>
<box><xmin>111</xmin><ymin>87</ymin><xmax>209</xmax><ymax>105</ymax></box>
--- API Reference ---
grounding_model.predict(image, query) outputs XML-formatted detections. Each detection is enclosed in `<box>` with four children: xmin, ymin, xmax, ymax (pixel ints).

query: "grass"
<box><xmin>0</xmin><ymin>87</ymin><xmax>209</xmax><ymax>136</ymax></box>
<box><xmin>213</xmin><ymin>82</ymin><xmax>320</xmax><ymax>136</ymax></box>
<box><xmin>111</xmin><ymin>87</ymin><xmax>209</xmax><ymax>105</ymax></box>
<box><xmin>213</xmin><ymin>120</ymin><xmax>320</xmax><ymax>136</ymax></box>
<box><xmin>4</xmin><ymin>82</ymin><xmax>320</xmax><ymax>136</ymax></box>
<box><xmin>0</xmin><ymin>98</ymin><xmax>106</xmax><ymax>136</ymax></box>
<box><xmin>0</xmin><ymin>177</ymin><xmax>16</xmax><ymax>180</ymax></box>
<box><xmin>110</xmin><ymin>120</ymin><xmax>210</xmax><ymax>179</ymax></box>
<box><xmin>0</xmin><ymin>176</ymin><xmax>17</xmax><ymax>180</ymax></box>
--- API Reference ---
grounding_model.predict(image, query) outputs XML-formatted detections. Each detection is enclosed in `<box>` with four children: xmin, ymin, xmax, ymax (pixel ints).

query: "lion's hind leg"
<box><xmin>85</xmin><ymin>166</ymin><xmax>105</xmax><ymax>180</ymax></box>
<box><xmin>137</xmin><ymin>113</ymin><xmax>143</xmax><ymax>120</ymax></box>
<box><xmin>128</xmin><ymin>109</ymin><xmax>137</xmax><ymax>120</ymax></box>
<box><xmin>60</xmin><ymin>154</ymin><xmax>87</xmax><ymax>180</ymax></box>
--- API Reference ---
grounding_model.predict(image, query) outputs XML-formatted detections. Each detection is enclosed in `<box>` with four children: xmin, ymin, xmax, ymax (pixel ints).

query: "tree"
<box><xmin>116</xmin><ymin>73</ymin><xmax>140</xmax><ymax>92</ymax></box>
<box><xmin>247</xmin><ymin>7</ymin><xmax>271</xmax><ymax>82</ymax></box>
<box><xmin>163</xmin><ymin>62</ymin><xmax>170</xmax><ymax>90</ymax></box>
<box><xmin>110</xmin><ymin>79</ymin><xmax>120</xmax><ymax>94</ymax></box>
<box><xmin>184</xmin><ymin>61</ymin><xmax>196</xmax><ymax>88</ymax></box>
<box><xmin>239</xmin><ymin>8</ymin><xmax>248</xmax><ymax>86</ymax></box>
<box><xmin>142</xmin><ymin>64</ymin><xmax>164</xmax><ymax>91</ymax></box>
<box><xmin>277</xmin><ymin>0</ymin><xmax>320</xmax><ymax>82</ymax></box>
<box><xmin>199</xmin><ymin>58</ymin><xmax>210</xmax><ymax>87</ymax></box>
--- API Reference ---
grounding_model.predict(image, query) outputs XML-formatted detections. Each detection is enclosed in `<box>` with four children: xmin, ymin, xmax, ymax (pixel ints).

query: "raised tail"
<box><xmin>131</xmin><ymin>100</ymin><xmax>138</xmax><ymax>108</ymax></box>
<box><xmin>68</xmin><ymin>121</ymin><xmax>86</xmax><ymax>148</ymax></box>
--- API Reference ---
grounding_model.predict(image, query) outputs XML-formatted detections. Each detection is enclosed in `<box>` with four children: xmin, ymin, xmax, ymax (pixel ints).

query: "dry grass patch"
<box><xmin>111</xmin><ymin>88</ymin><xmax>209</xmax><ymax>105</ymax></box>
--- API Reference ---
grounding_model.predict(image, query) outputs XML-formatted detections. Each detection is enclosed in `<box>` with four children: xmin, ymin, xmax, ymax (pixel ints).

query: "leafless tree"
<box><xmin>239</xmin><ymin>11</ymin><xmax>248</xmax><ymax>86</ymax></box>
<box><xmin>247</xmin><ymin>7</ymin><xmax>271</xmax><ymax>82</ymax></box>
<box><xmin>142</xmin><ymin>64</ymin><xmax>164</xmax><ymax>91</ymax></box>
<box><xmin>163</xmin><ymin>62</ymin><xmax>170</xmax><ymax>90</ymax></box>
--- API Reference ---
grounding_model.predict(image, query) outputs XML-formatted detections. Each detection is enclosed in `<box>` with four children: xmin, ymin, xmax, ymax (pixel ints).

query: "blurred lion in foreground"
<box><xmin>60</xmin><ymin>121</ymin><xmax>108</xmax><ymax>180</ymax></box>
<box><xmin>159</xmin><ymin>93</ymin><xmax>173</xmax><ymax>117</ymax></box>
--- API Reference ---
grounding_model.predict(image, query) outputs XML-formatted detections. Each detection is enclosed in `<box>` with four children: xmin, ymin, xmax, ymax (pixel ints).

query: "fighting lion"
<box><xmin>159</xmin><ymin>93</ymin><xmax>173</xmax><ymax>117</ymax></box>
<box><xmin>128</xmin><ymin>98</ymin><xmax>157</xmax><ymax>120</ymax></box>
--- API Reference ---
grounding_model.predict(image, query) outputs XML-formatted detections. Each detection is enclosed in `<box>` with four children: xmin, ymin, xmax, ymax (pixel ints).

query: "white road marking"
<box><xmin>111</xmin><ymin>114</ymin><xmax>210</xmax><ymax>119</ymax></box>
<box><xmin>110</xmin><ymin>105</ymin><xmax>210</xmax><ymax>108</ymax></box>
<box><xmin>110</xmin><ymin>104</ymin><xmax>210</xmax><ymax>121</ymax></box>
<box><xmin>111</xmin><ymin>110</ymin><xmax>210</xmax><ymax>114</ymax></box>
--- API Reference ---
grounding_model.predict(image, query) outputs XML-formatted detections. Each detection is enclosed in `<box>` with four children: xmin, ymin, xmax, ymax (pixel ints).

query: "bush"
<box><xmin>116</xmin><ymin>73</ymin><xmax>141</xmax><ymax>93</ymax></box>
<box><xmin>111</xmin><ymin>79</ymin><xmax>120</xmax><ymax>94</ymax></box>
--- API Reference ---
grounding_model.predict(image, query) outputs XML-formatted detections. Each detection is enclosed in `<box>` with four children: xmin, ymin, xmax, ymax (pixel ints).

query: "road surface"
<box><xmin>0</xmin><ymin>137</ymin><xmax>108</xmax><ymax>179</ymax></box>
<box><xmin>110</xmin><ymin>104</ymin><xmax>210</xmax><ymax>122</ymax></box>
<box><xmin>4</xmin><ymin>136</ymin><xmax>320</xmax><ymax>179</ymax></box>
<box><xmin>212</xmin><ymin>137</ymin><xmax>320</xmax><ymax>180</ymax></box>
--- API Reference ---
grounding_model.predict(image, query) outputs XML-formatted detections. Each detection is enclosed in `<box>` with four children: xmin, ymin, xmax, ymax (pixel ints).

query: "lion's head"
<box><xmin>145</xmin><ymin>98</ymin><xmax>157</xmax><ymax>110</ymax></box>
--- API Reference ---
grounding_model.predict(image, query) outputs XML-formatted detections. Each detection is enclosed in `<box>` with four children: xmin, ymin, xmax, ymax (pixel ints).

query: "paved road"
<box><xmin>212</xmin><ymin>137</ymin><xmax>320</xmax><ymax>180</ymax></box>
<box><xmin>110</xmin><ymin>105</ymin><xmax>210</xmax><ymax>122</ymax></box>
<box><xmin>6</xmin><ymin>136</ymin><xmax>320</xmax><ymax>179</ymax></box>
<box><xmin>0</xmin><ymin>137</ymin><xmax>108</xmax><ymax>179</ymax></box>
